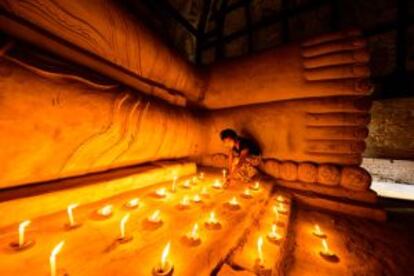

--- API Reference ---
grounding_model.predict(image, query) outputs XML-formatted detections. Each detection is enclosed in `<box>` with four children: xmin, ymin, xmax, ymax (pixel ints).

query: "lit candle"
<box><xmin>66</xmin><ymin>203</ymin><xmax>79</xmax><ymax>228</ymax></box>
<box><xmin>148</xmin><ymin>210</ymin><xmax>161</xmax><ymax>224</ymax></box>
<box><xmin>229</xmin><ymin>196</ymin><xmax>239</xmax><ymax>206</ymax></box>
<box><xmin>171</xmin><ymin>175</ymin><xmax>178</xmax><ymax>193</ymax></box>
<box><xmin>319</xmin><ymin>238</ymin><xmax>336</xmax><ymax>258</ymax></box>
<box><xmin>267</xmin><ymin>224</ymin><xmax>282</xmax><ymax>242</ymax></box>
<box><xmin>49</xmin><ymin>240</ymin><xmax>64</xmax><ymax>276</ymax></box>
<box><xmin>241</xmin><ymin>188</ymin><xmax>252</xmax><ymax>198</ymax></box>
<box><xmin>186</xmin><ymin>223</ymin><xmax>200</xmax><ymax>242</ymax></box>
<box><xmin>97</xmin><ymin>205</ymin><xmax>113</xmax><ymax>218</ymax></box>
<box><xmin>222</xmin><ymin>169</ymin><xmax>227</xmax><ymax>180</ymax></box>
<box><xmin>212</xmin><ymin>179</ymin><xmax>222</xmax><ymax>189</ymax></box>
<box><xmin>276</xmin><ymin>195</ymin><xmax>286</xmax><ymax>203</ymax></box>
<box><xmin>199</xmin><ymin>172</ymin><xmax>205</xmax><ymax>180</ymax></box>
<box><xmin>125</xmin><ymin>198</ymin><xmax>140</xmax><ymax>209</ymax></box>
<box><xmin>182</xmin><ymin>180</ymin><xmax>191</xmax><ymax>189</ymax></box>
<box><xmin>313</xmin><ymin>224</ymin><xmax>326</xmax><ymax>238</ymax></box>
<box><xmin>193</xmin><ymin>194</ymin><xmax>202</xmax><ymax>203</ymax></box>
<box><xmin>205</xmin><ymin>211</ymin><xmax>221</xmax><ymax>230</ymax></box>
<box><xmin>257</xmin><ymin>236</ymin><xmax>264</xmax><ymax>266</ymax></box>
<box><xmin>250</xmin><ymin>181</ymin><xmax>260</xmax><ymax>191</ymax></box>
<box><xmin>153</xmin><ymin>242</ymin><xmax>173</xmax><ymax>275</ymax></box>
<box><xmin>19</xmin><ymin>220</ymin><xmax>30</xmax><ymax>247</ymax></box>
<box><xmin>10</xmin><ymin>220</ymin><xmax>34</xmax><ymax>250</ymax></box>
<box><xmin>201</xmin><ymin>187</ymin><xmax>209</xmax><ymax>196</ymax></box>
<box><xmin>155</xmin><ymin>187</ymin><xmax>167</xmax><ymax>198</ymax></box>
<box><xmin>179</xmin><ymin>196</ymin><xmax>190</xmax><ymax>208</ymax></box>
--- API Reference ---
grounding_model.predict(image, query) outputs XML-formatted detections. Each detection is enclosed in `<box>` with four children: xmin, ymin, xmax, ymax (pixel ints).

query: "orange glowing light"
<box><xmin>193</xmin><ymin>194</ymin><xmax>202</xmax><ymax>203</ymax></box>
<box><xmin>313</xmin><ymin>224</ymin><xmax>326</xmax><ymax>237</ymax></box>
<box><xmin>125</xmin><ymin>198</ymin><xmax>139</xmax><ymax>208</ymax></box>
<box><xmin>183</xmin><ymin>180</ymin><xmax>191</xmax><ymax>189</ymax></box>
<box><xmin>268</xmin><ymin>224</ymin><xmax>282</xmax><ymax>241</ymax></box>
<box><xmin>18</xmin><ymin>220</ymin><xmax>31</xmax><ymax>247</ymax></box>
<box><xmin>49</xmin><ymin>240</ymin><xmax>64</xmax><ymax>276</ymax></box>
<box><xmin>188</xmin><ymin>223</ymin><xmax>199</xmax><ymax>240</ymax></box>
<box><xmin>257</xmin><ymin>236</ymin><xmax>264</xmax><ymax>265</ymax></box>
<box><xmin>322</xmin><ymin>238</ymin><xmax>331</xmax><ymax>254</ymax></box>
<box><xmin>229</xmin><ymin>196</ymin><xmax>239</xmax><ymax>206</ymax></box>
<box><xmin>199</xmin><ymin>172</ymin><xmax>205</xmax><ymax>179</ymax></box>
<box><xmin>251</xmin><ymin>181</ymin><xmax>260</xmax><ymax>191</ymax></box>
<box><xmin>171</xmin><ymin>176</ymin><xmax>178</xmax><ymax>192</ymax></box>
<box><xmin>212</xmin><ymin>179</ymin><xmax>222</xmax><ymax>189</ymax></box>
<box><xmin>222</xmin><ymin>169</ymin><xmax>227</xmax><ymax>179</ymax></box>
<box><xmin>208</xmin><ymin>211</ymin><xmax>218</xmax><ymax>224</ymax></box>
<box><xmin>180</xmin><ymin>195</ymin><xmax>190</xmax><ymax>206</ymax></box>
<box><xmin>276</xmin><ymin>195</ymin><xmax>285</xmax><ymax>203</ymax></box>
<box><xmin>66</xmin><ymin>203</ymin><xmax>79</xmax><ymax>226</ymax></box>
<box><xmin>243</xmin><ymin>188</ymin><xmax>251</xmax><ymax>196</ymax></box>
<box><xmin>155</xmin><ymin>187</ymin><xmax>167</xmax><ymax>197</ymax></box>
<box><xmin>120</xmin><ymin>213</ymin><xmax>130</xmax><ymax>239</ymax></box>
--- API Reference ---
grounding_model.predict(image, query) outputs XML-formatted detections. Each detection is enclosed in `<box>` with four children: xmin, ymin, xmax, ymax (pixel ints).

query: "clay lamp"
<box><xmin>153</xmin><ymin>242</ymin><xmax>173</xmax><ymax>276</ymax></box>
<box><xmin>277</xmin><ymin>203</ymin><xmax>288</xmax><ymax>215</ymax></box>
<box><xmin>97</xmin><ymin>204</ymin><xmax>113</xmax><ymax>218</ymax></box>
<box><xmin>182</xmin><ymin>180</ymin><xmax>191</xmax><ymax>189</ymax></box>
<box><xmin>241</xmin><ymin>188</ymin><xmax>253</xmax><ymax>199</ymax></box>
<box><xmin>49</xmin><ymin>240</ymin><xmax>65</xmax><ymax>276</ymax></box>
<box><xmin>250</xmin><ymin>181</ymin><xmax>260</xmax><ymax>191</ymax></box>
<box><xmin>155</xmin><ymin>187</ymin><xmax>167</xmax><ymax>198</ymax></box>
<box><xmin>117</xmin><ymin>213</ymin><xmax>133</xmax><ymax>243</ymax></box>
<box><xmin>183</xmin><ymin>223</ymin><xmax>201</xmax><ymax>246</ymax></box>
<box><xmin>267</xmin><ymin>224</ymin><xmax>282</xmax><ymax>243</ymax></box>
<box><xmin>200</xmin><ymin>187</ymin><xmax>209</xmax><ymax>196</ymax></box>
<box><xmin>212</xmin><ymin>179</ymin><xmax>223</xmax><ymax>189</ymax></box>
<box><xmin>205</xmin><ymin>211</ymin><xmax>221</xmax><ymax>230</ymax></box>
<box><xmin>147</xmin><ymin>210</ymin><xmax>162</xmax><ymax>225</ymax></box>
<box><xmin>313</xmin><ymin>224</ymin><xmax>326</xmax><ymax>238</ymax></box>
<box><xmin>255</xmin><ymin>236</ymin><xmax>265</xmax><ymax>269</ymax></box>
<box><xmin>171</xmin><ymin>175</ymin><xmax>178</xmax><ymax>193</ymax></box>
<box><xmin>124</xmin><ymin>198</ymin><xmax>140</xmax><ymax>209</ymax></box>
<box><xmin>193</xmin><ymin>194</ymin><xmax>202</xmax><ymax>203</ymax></box>
<box><xmin>10</xmin><ymin>220</ymin><xmax>35</xmax><ymax>250</ymax></box>
<box><xmin>65</xmin><ymin>203</ymin><xmax>82</xmax><ymax>230</ymax></box>
<box><xmin>178</xmin><ymin>196</ymin><xmax>190</xmax><ymax>209</ymax></box>
<box><xmin>226</xmin><ymin>196</ymin><xmax>241</xmax><ymax>210</ymax></box>
<box><xmin>319</xmin><ymin>238</ymin><xmax>338</xmax><ymax>262</ymax></box>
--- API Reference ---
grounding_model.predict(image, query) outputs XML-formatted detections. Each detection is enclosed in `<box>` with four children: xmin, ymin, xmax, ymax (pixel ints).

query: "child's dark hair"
<box><xmin>220</xmin><ymin>128</ymin><xmax>238</xmax><ymax>141</ymax></box>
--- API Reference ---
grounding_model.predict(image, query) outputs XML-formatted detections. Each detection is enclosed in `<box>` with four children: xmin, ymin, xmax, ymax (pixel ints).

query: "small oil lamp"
<box><xmin>152</xmin><ymin>242</ymin><xmax>173</xmax><ymax>276</ymax></box>
<box><xmin>255</xmin><ymin>236</ymin><xmax>265</xmax><ymax>268</ymax></box>
<box><xmin>313</xmin><ymin>224</ymin><xmax>326</xmax><ymax>238</ymax></box>
<box><xmin>250</xmin><ymin>181</ymin><xmax>260</xmax><ymax>191</ymax></box>
<box><xmin>97</xmin><ymin>204</ymin><xmax>113</xmax><ymax>218</ymax></box>
<box><xmin>171</xmin><ymin>175</ymin><xmax>178</xmax><ymax>193</ymax></box>
<box><xmin>267</xmin><ymin>224</ymin><xmax>282</xmax><ymax>243</ymax></box>
<box><xmin>65</xmin><ymin>203</ymin><xmax>81</xmax><ymax>230</ymax></box>
<box><xmin>319</xmin><ymin>238</ymin><xmax>338</xmax><ymax>261</ymax></box>
<box><xmin>193</xmin><ymin>194</ymin><xmax>202</xmax><ymax>203</ymax></box>
<box><xmin>49</xmin><ymin>240</ymin><xmax>65</xmax><ymax>276</ymax></box>
<box><xmin>10</xmin><ymin>220</ymin><xmax>35</xmax><ymax>250</ymax></box>
<box><xmin>212</xmin><ymin>179</ymin><xmax>222</xmax><ymax>189</ymax></box>
<box><xmin>277</xmin><ymin>203</ymin><xmax>288</xmax><ymax>215</ymax></box>
<box><xmin>124</xmin><ymin>198</ymin><xmax>140</xmax><ymax>209</ymax></box>
<box><xmin>201</xmin><ymin>187</ymin><xmax>209</xmax><ymax>196</ymax></box>
<box><xmin>184</xmin><ymin>223</ymin><xmax>201</xmax><ymax>246</ymax></box>
<box><xmin>118</xmin><ymin>213</ymin><xmax>133</xmax><ymax>243</ymax></box>
<box><xmin>241</xmin><ymin>188</ymin><xmax>253</xmax><ymax>199</ymax></box>
<box><xmin>182</xmin><ymin>180</ymin><xmax>191</xmax><ymax>189</ymax></box>
<box><xmin>155</xmin><ymin>187</ymin><xmax>167</xmax><ymax>198</ymax></box>
<box><xmin>205</xmin><ymin>211</ymin><xmax>221</xmax><ymax>230</ymax></box>
<box><xmin>226</xmin><ymin>196</ymin><xmax>240</xmax><ymax>210</ymax></box>
<box><xmin>147</xmin><ymin>210</ymin><xmax>162</xmax><ymax>224</ymax></box>
<box><xmin>178</xmin><ymin>196</ymin><xmax>190</xmax><ymax>209</ymax></box>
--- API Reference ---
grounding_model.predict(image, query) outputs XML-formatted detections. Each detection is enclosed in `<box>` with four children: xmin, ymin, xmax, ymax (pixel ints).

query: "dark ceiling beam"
<box><xmin>202</xmin><ymin>0</ymin><xmax>330</xmax><ymax>49</ymax></box>
<box><xmin>244</xmin><ymin>0</ymin><xmax>253</xmax><ymax>53</ymax></box>
<box><xmin>141</xmin><ymin>0</ymin><xmax>199</xmax><ymax>37</ymax></box>
<box><xmin>195</xmin><ymin>0</ymin><xmax>212</xmax><ymax>64</ymax></box>
<box><xmin>215</xmin><ymin>0</ymin><xmax>229</xmax><ymax>60</ymax></box>
<box><xmin>211</xmin><ymin>0</ymin><xmax>250</xmax><ymax>20</ymax></box>
<box><xmin>281</xmin><ymin>0</ymin><xmax>289</xmax><ymax>43</ymax></box>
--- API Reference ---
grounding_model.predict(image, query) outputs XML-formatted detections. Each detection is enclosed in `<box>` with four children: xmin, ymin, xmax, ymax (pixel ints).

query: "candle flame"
<box><xmin>161</xmin><ymin>242</ymin><xmax>170</xmax><ymax>270</ymax></box>
<box><xmin>191</xmin><ymin>223</ymin><xmax>199</xmax><ymax>239</ymax></box>
<box><xmin>209</xmin><ymin>211</ymin><xmax>217</xmax><ymax>223</ymax></box>
<box><xmin>244</xmin><ymin>188</ymin><xmax>251</xmax><ymax>195</ymax></box>
<box><xmin>120</xmin><ymin>213</ymin><xmax>130</xmax><ymax>238</ymax></box>
<box><xmin>50</xmin><ymin>240</ymin><xmax>64</xmax><ymax>276</ymax></box>
<box><xmin>193</xmin><ymin>194</ymin><xmax>201</xmax><ymax>202</ymax></box>
<box><xmin>99</xmin><ymin>205</ymin><xmax>113</xmax><ymax>216</ymax></box>
<box><xmin>271</xmin><ymin>224</ymin><xmax>277</xmax><ymax>235</ymax></box>
<box><xmin>253</xmin><ymin>181</ymin><xmax>260</xmax><ymax>189</ymax></box>
<box><xmin>314</xmin><ymin>224</ymin><xmax>323</xmax><ymax>235</ymax></box>
<box><xmin>18</xmin><ymin>220</ymin><xmax>31</xmax><ymax>247</ymax></box>
<box><xmin>67</xmin><ymin>203</ymin><xmax>78</xmax><ymax>226</ymax></box>
<box><xmin>213</xmin><ymin>179</ymin><xmax>222</xmax><ymax>188</ymax></box>
<box><xmin>322</xmin><ymin>238</ymin><xmax>329</xmax><ymax>253</ymax></box>
<box><xmin>277</xmin><ymin>195</ymin><xmax>284</xmax><ymax>202</ymax></box>
<box><xmin>150</xmin><ymin>210</ymin><xmax>161</xmax><ymax>222</ymax></box>
<box><xmin>127</xmin><ymin>198</ymin><xmax>139</xmax><ymax>207</ymax></box>
<box><xmin>156</xmin><ymin>187</ymin><xmax>167</xmax><ymax>195</ymax></box>
<box><xmin>257</xmin><ymin>236</ymin><xmax>264</xmax><ymax>264</ymax></box>
<box><xmin>230</xmin><ymin>196</ymin><xmax>238</xmax><ymax>205</ymax></box>
<box><xmin>181</xmin><ymin>195</ymin><xmax>189</xmax><ymax>205</ymax></box>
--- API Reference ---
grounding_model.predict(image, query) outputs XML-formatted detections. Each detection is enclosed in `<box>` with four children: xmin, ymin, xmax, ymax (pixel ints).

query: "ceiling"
<box><xmin>122</xmin><ymin>0</ymin><xmax>414</xmax><ymax>100</ymax></box>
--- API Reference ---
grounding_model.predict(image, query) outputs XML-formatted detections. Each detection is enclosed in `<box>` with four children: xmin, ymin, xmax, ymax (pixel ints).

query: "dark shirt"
<box><xmin>232</xmin><ymin>137</ymin><xmax>261</xmax><ymax>157</ymax></box>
